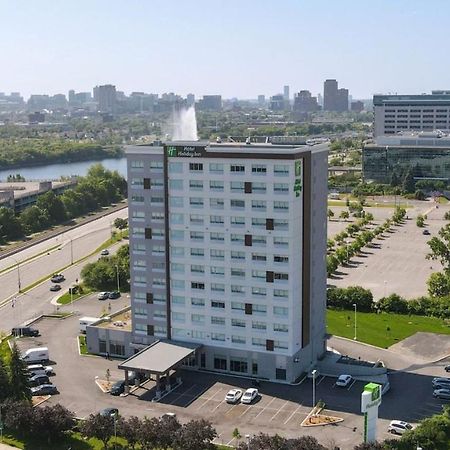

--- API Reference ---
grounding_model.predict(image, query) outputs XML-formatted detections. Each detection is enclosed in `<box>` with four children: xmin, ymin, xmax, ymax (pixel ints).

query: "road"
<box><xmin>0</xmin><ymin>207</ymin><xmax>128</xmax><ymax>332</ymax></box>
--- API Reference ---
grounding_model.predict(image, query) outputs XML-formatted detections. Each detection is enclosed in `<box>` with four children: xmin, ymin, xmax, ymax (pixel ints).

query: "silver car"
<box><xmin>433</xmin><ymin>388</ymin><xmax>450</xmax><ymax>400</ymax></box>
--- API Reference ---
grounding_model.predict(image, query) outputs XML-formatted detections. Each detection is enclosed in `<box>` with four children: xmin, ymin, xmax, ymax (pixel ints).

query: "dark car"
<box><xmin>50</xmin><ymin>274</ymin><xmax>65</xmax><ymax>283</ymax></box>
<box><xmin>29</xmin><ymin>374</ymin><xmax>50</xmax><ymax>387</ymax></box>
<box><xmin>110</xmin><ymin>380</ymin><xmax>125</xmax><ymax>396</ymax></box>
<box><xmin>100</xmin><ymin>408</ymin><xmax>119</xmax><ymax>417</ymax></box>
<box><xmin>11</xmin><ymin>327</ymin><xmax>39</xmax><ymax>337</ymax></box>
<box><xmin>445</xmin><ymin>365</ymin><xmax>450</xmax><ymax>373</ymax></box>
<box><xmin>422</xmin><ymin>229</ymin><xmax>430</xmax><ymax>235</ymax></box>
<box><xmin>108</xmin><ymin>291</ymin><xmax>121</xmax><ymax>299</ymax></box>
<box><xmin>31</xmin><ymin>384</ymin><xmax>58</xmax><ymax>396</ymax></box>
<box><xmin>50</xmin><ymin>284</ymin><xmax>61</xmax><ymax>292</ymax></box>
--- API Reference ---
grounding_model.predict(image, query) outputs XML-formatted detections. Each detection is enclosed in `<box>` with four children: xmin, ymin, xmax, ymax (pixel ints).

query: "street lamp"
<box><xmin>353</xmin><ymin>303</ymin><xmax>357</xmax><ymax>340</ymax></box>
<box><xmin>113</xmin><ymin>411</ymin><xmax>117</xmax><ymax>450</ymax></box>
<box><xmin>312</xmin><ymin>369</ymin><xmax>318</xmax><ymax>411</ymax></box>
<box><xmin>115</xmin><ymin>264</ymin><xmax>120</xmax><ymax>293</ymax></box>
<box><xmin>9</xmin><ymin>256</ymin><xmax>21</xmax><ymax>293</ymax></box>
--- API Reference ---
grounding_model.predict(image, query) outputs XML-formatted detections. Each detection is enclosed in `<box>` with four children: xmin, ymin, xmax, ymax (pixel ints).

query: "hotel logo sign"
<box><xmin>166</xmin><ymin>145</ymin><xmax>206</xmax><ymax>158</ymax></box>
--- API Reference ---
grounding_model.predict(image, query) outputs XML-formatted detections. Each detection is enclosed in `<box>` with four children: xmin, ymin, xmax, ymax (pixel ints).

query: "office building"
<box><xmin>293</xmin><ymin>91</ymin><xmax>320</xmax><ymax>113</ymax></box>
<box><xmin>363</xmin><ymin>131</ymin><xmax>450</xmax><ymax>183</ymax></box>
<box><xmin>96</xmin><ymin>84</ymin><xmax>117</xmax><ymax>113</ymax></box>
<box><xmin>270</xmin><ymin>94</ymin><xmax>287</xmax><ymax>112</ymax></box>
<box><xmin>283</xmin><ymin>85</ymin><xmax>290</xmax><ymax>102</ymax></box>
<box><xmin>351</xmin><ymin>100</ymin><xmax>364</xmax><ymax>113</ymax></box>
<box><xmin>323</xmin><ymin>79</ymin><xmax>348</xmax><ymax>112</ymax></box>
<box><xmin>118</xmin><ymin>140</ymin><xmax>328</xmax><ymax>383</ymax></box>
<box><xmin>186</xmin><ymin>94</ymin><xmax>195</xmax><ymax>107</ymax></box>
<box><xmin>373</xmin><ymin>92</ymin><xmax>450</xmax><ymax>137</ymax></box>
<box><xmin>197</xmin><ymin>95</ymin><xmax>222</xmax><ymax>111</ymax></box>
<box><xmin>257</xmin><ymin>95</ymin><xmax>266</xmax><ymax>107</ymax></box>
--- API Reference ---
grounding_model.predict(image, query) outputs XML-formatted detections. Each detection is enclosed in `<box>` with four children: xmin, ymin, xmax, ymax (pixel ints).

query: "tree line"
<box><xmin>0</xmin><ymin>164</ymin><xmax>126</xmax><ymax>243</ymax></box>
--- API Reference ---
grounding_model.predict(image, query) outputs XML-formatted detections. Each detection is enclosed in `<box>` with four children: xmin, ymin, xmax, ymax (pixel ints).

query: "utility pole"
<box><xmin>70</xmin><ymin>238</ymin><xmax>74</xmax><ymax>265</ymax></box>
<box><xmin>116</xmin><ymin>265</ymin><xmax>120</xmax><ymax>292</ymax></box>
<box><xmin>353</xmin><ymin>303</ymin><xmax>357</xmax><ymax>340</ymax></box>
<box><xmin>312</xmin><ymin>369</ymin><xmax>318</xmax><ymax>411</ymax></box>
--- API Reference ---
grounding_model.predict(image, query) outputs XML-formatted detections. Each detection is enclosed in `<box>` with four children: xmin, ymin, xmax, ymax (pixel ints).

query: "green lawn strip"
<box><xmin>328</xmin><ymin>200</ymin><xmax>409</xmax><ymax>208</ymax></box>
<box><xmin>0</xmin><ymin>244</ymin><xmax>61</xmax><ymax>276</ymax></box>
<box><xmin>0</xmin><ymin>336</ymin><xmax>12</xmax><ymax>363</ymax></box>
<box><xmin>327</xmin><ymin>309</ymin><xmax>450</xmax><ymax>348</ymax></box>
<box><xmin>57</xmin><ymin>287</ymin><xmax>93</xmax><ymax>305</ymax></box>
<box><xmin>78</xmin><ymin>335</ymin><xmax>89</xmax><ymax>355</ymax></box>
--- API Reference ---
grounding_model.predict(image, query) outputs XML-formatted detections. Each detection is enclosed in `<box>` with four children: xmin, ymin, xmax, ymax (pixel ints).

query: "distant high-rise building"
<box><xmin>96</xmin><ymin>84</ymin><xmax>117</xmax><ymax>113</ymax></box>
<box><xmin>317</xmin><ymin>93</ymin><xmax>323</xmax><ymax>107</ymax></box>
<box><xmin>293</xmin><ymin>91</ymin><xmax>320</xmax><ymax>113</ymax></box>
<box><xmin>68</xmin><ymin>90</ymin><xmax>75</xmax><ymax>103</ymax></box>
<box><xmin>198</xmin><ymin>95</ymin><xmax>222</xmax><ymax>111</ymax></box>
<box><xmin>269</xmin><ymin>94</ymin><xmax>285</xmax><ymax>111</ymax></box>
<box><xmin>351</xmin><ymin>100</ymin><xmax>364</xmax><ymax>113</ymax></box>
<box><xmin>257</xmin><ymin>95</ymin><xmax>266</xmax><ymax>106</ymax></box>
<box><xmin>186</xmin><ymin>93</ymin><xmax>195</xmax><ymax>107</ymax></box>
<box><xmin>283</xmin><ymin>85</ymin><xmax>290</xmax><ymax>101</ymax></box>
<box><xmin>323</xmin><ymin>79</ymin><xmax>348</xmax><ymax>112</ymax></box>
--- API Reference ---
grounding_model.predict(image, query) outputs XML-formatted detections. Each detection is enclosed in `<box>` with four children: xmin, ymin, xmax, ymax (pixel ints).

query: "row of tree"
<box><xmin>0</xmin><ymin>164</ymin><xmax>126</xmax><ymax>242</ymax></box>
<box><xmin>81</xmin><ymin>243</ymin><xmax>130</xmax><ymax>292</ymax></box>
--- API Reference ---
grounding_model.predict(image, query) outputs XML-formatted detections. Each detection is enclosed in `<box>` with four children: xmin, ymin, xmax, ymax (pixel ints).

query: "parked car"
<box><xmin>31</xmin><ymin>384</ymin><xmax>58</xmax><ymax>396</ymax></box>
<box><xmin>11</xmin><ymin>327</ymin><xmax>39</xmax><ymax>337</ymax></box>
<box><xmin>161</xmin><ymin>412</ymin><xmax>177</xmax><ymax>419</ymax></box>
<box><xmin>50</xmin><ymin>284</ymin><xmax>61</xmax><ymax>292</ymax></box>
<box><xmin>388</xmin><ymin>420</ymin><xmax>413</xmax><ymax>435</ymax></box>
<box><xmin>422</xmin><ymin>229</ymin><xmax>430</xmax><ymax>235</ymax></box>
<box><xmin>110</xmin><ymin>380</ymin><xmax>125</xmax><ymax>396</ymax></box>
<box><xmin>101</xmin><ymin>249</ymin><xmax>110</xmax><ymax>256</ymax></box>
<box><xmin>21</xmin><ymin>347</ymin><xmax>49</xmax><ymax>363</ymax></box>
<box><xmin>97</xmin><ymin>292</ymin><xmax>110</xmax><ymax>300</ymax></box>
<box><xmin>29</xmin><ymin>374</ymin><xmax>50</xmax><ymax>387</ymax></box>
<box><xmin>225</xmin><ymin>389</ymin><xmax>243</xmax><ymax>404</ymax></box>
<box><xmin>27</xmin><ymin>364</ymin><xmax>54</xmax><ymax>377</ymax></box>
<box><xmin>108</xmin><ymin>291</ymin><xmax>121</xmax><ymax>299</ymax></box>
<box><xmin>241</xmin><ymin>388</ymin><xmax>258</xmax><ymax>404</ymax></box>
<box><xmin>100</xmin><ymin>408</ymin><xmax>119</xmax><ymax>417</ymax></box>
<box><xmin>445</xmin><ymin>365</ymin><xmax>450</xmax><ymax>373</ymax></box>
<box><xmin>50</xmin><ymin>274</ymin><xmax>65</xmax><ymax>283</ymax></box>
<box><xmin>336</xmin><ymin>374</ymin><xmax>353</xmax><ymax>387</ymax></box>
<box><xmin>433</xmin><ymin>389</ymin><xmax>450</xmax><ymax>400</ymax></box>
<box><xmin>432</xmin><ymin>377</ymin><xmax>450</xmax><ymax>388</ymax></box>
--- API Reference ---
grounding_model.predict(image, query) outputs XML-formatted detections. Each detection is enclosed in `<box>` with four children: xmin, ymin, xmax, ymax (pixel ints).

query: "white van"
<box><xmin>79</xmin><ymin>317</ymin><xmax>100</xmax><ymax>333</ymax></box>
<box><xmin>22</xmin><ymin>347</ymin><xmax>49</xmax><ymax>363</ymax></box>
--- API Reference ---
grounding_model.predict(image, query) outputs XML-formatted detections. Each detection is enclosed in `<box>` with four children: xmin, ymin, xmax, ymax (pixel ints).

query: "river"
<box><xmin>0</xmin><ymin>157</ymin><xmax>128</xmax><ymax>181</ymax></box>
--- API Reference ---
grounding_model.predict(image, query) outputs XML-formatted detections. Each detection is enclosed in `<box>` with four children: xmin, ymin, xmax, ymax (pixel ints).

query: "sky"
<box><xmin>0</xmin><ymin>0</ymin><xmax>449</xmax><ymax>100</ymax></box>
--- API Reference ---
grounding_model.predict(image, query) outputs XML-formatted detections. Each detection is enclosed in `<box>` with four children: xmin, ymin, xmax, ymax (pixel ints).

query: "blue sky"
<box><xmin>0</xmin><ymin>0</ymin><xmax>449</xmax><ymax>99</ymax></box>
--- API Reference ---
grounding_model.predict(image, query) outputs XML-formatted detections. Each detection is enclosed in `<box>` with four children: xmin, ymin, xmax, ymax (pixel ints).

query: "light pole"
<box><xmin>70</xmin><ymin>238</ymin><xmax>74</xmax><ymax>265</ymax></box>
<box><xmin>115</xmin><ymin>264</ymin><xmax>120</xmax><ymax>293</ymax></box>
<box><xmin>312</xmin><ymin>369</ymin><xmax>318</xmax><ymax>411</ymax></box>
<box><xmin>9</xmin><ymin>256</ymin><xmax>21</xmax><ymax>293</ymax></box>
<box><xmin>384</xmin><ymin>280</ymin><xmax>387</xmax><ymax>297</ymax></box>
<box><xmin>113</xmin><ymin>411</ymin><xmax>117</xmax><ymax>450</ymax></box>
<box><xmin>245</xmin><ymin>434</ymin><xmax>251</xmax><ymax>450</ymax></box>
<box><xmin>353</xmin><ymin>303</ymin><xmax>357</xmax><ymax>340</ymax></box>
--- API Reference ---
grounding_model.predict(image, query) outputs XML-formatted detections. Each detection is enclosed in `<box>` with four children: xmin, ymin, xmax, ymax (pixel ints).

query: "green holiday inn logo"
<box><xmin>167</xmin><ymin>146</ymin><xmax>177</xmax><ymax>156</ymax></box>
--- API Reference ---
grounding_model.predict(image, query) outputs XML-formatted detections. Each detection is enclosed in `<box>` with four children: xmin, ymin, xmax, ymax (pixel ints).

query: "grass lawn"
<box><xmin>78</xmin><ymin>335</ymin><xmax>89</xmax><ymax>355</ymax></box>
<box><xmin>57</xmin><ymin>286</ymin><xmax>93</xmax><ymax>305</ymax></box>
<box><xmin>0</xmin><ymin>336</ymin><xmax>12</xmax><ymax>363</ymax></box>
<box><xmin>327</xmin><ymin>309</ymin><xmax>450</xmax><ymax>348</ymax></box>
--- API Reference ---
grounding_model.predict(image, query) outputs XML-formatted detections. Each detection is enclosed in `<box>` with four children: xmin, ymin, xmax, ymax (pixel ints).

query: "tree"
<box><xmin>0</xmin><ymin>207</ymin><xmax>23</xmax><ymax>242</ymax></box>
<box><xmin>376</xmin><ymin>294</ymin><xmax>408</xmax><ymax>314</ymax></box>
<box><xmin>402</xmin><ymin>167</ymin><xmax>415</xmax><ymax>193</ymax></box>
<box><xmin>157</xmin><ymin>415</ymin><xmax>182</xmax><ymax>449</ymax></box>
<box><xmin>353</xmin><ymin>442</ymin><xmax>386</xmax><ymax>450</ymax></box>
<box><xmin>415</xmin><ymin>189</ymin><xmax>426</xmax><ymax>200</ymax></box>
<box><xmin>35</xmin><ymin>191</ymin><xmax>67</xmax><ymax>224</ymax></box>
<box><xmin>81</xmin><ymin>413</ymin><xmax>115</xmax><ymax>449</ymax></box>
<box><xmin>236</xmin><ymin>433</ymin><xmax>287</xmax><ymax>450</ymax></box>
<box><xmin>0</xmin><ymin>357</ymin><xmax>10</xmax><ymax>401</ymax></box>
<box><xmin>327</xmin><ymin>286</ymin><xmax>374</xmax><ymax>312</ymax></box>
<box><xmin>114</xmin><ymin>217</ymin><xmax>128</xmax><ymax>230</ymax></box>
<box><xmin>60</xmin><ymin>189</ymin><xmax>85</xmax><ymax>218</ymax></box>
<box><xmin>9</xmin><ymin>343</ymin><xmax>31</xmax><ymax>401</ymax></box>
<box><xmin>1</xmin><ymin>400</ymin><xmax>33</xmax><ymax>432</ymax></box>
<box><xmin>444</xmin><ymin>211</ymin><xmax>450</xmax><ymax>220</ymax></box>
<box><xmin>427</xmin><ymin>272</ymin><xmax>450</xmax><ymax>297</ymax></box>
<box><xmin>19</xmin><ymin>205</ymin><xmax>50</xmax><ymax>234</ymax></box>
<box><xmin>31</xmin><ymin>404</ymin><xmax>75</xmax><ymax>444</ymax></box>
<box><xmin>340</xmin><ymin>210</ymin><xmax>350</xmax><ymax>221</ymax></box>
<box><xmin>416</xmin><ymin>214</ymin><xmax>425</xmax><ymax>228</ymax></box>
<box><xmin>327</xmin><ymin>209</ymin><xmax>334</xmax><ymax>220</ymax></box>
<box><xmin>427</xmin><ymin>224</ymin><xmax>450</xmax><ymax>271</ymax></box>
<box><xmin>287</xmin><ymin>436</ymin><xmax>327</xmax><ymax>450</ymax></box>
<box><xmin>172</xmin><ymin>419</ymin><xmax>217</xmax><ymax>450</ymax></box>
<box><xmin>117</xmin><ymin>416</ymin><xmax>141</xmax><ymax>450</ymax></box>
<box><xmin>327</xmin><ymin>255</ymin><xmax>339</xmax><ymax>277</ymax></box>
<box><xmin>390</xmin><ymin>171</ymin><xmax>400</xmax><ymax>187</ymax></box>
<box><xmin>137</xmin><ymin>417</ymin><xmax>160</xmax><ymax>450</ymax></box>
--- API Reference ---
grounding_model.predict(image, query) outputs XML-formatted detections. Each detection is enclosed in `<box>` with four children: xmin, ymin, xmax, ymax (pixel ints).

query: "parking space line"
<box><xmin>283</xmin><ymin>404</ymin><xmax>302</xmax><ymax>424</ymax></box>
<box><xmin>253</xmin><ymin>397</ymin><xmax>276</xmax><ymax>420</ymax></box>
<box><xmin>269</xmin><ymin>400</ymin><xmax>289</xmax><ymax>422</ymax></box>
<box><xmin>212</xmin><ymin>398</ymin><xmax>226</xmax><ymax>412</ymax></box>
<box><xmin>316</xmin><ymin>375</ymin><xmax>326</xmax><ymax>386</ymax></box>
<box><xmin>347</xmin><ymin>379</ymin><xmax>357</xmax><ymax>391</ymax></box>
<box><xmin>239</xmin><ymin>405</ymin><xmax>252</xmax><ymax>417</ymax></box>
<box><xmin>167</xmin><ymin>384</ymin><xmax>199</xmax><ymax>405</ymax></box>
<box><xmin>196</xmin><ymin>387</ymin><xmax>224</xmax><ymax>410</ymax></box>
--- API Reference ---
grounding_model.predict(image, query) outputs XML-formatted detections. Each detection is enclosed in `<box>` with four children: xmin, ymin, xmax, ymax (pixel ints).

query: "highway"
<box><xmin>0</xmin><ymin>207</ymin><xmax>128</xmax><ymax>332</ymax></box>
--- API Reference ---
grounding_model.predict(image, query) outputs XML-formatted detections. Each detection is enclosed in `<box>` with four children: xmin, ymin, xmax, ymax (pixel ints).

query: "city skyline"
<box><xmin>1</xmin><ymin>0</ymin><xmax>449</xmax><ymax>99</ymax></box>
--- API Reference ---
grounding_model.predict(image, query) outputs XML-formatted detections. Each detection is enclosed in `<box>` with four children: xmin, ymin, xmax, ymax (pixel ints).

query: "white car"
<box><xmin>225</xmin><ymin>389</ymin><xmax>243</xmax><ymax>404</ymax></box>
<box><xmin>101</xmin><ymin>249</ymin><xmax>110</xmax><ymax>256</ymax></box>
<box><xmin>388</xmin><ymin>420</ymin><xmax>413</xmax><ymax>435</ymax></box>
<box><xmin>336</xmin><ymin>374</ymin><xmax>353</xmax><ymax>387</ymax></box>
<box><xmin>98</xmin><ymin>292</ymin><xmax>110</xmax><ymax>300</ymax></box>
<box><xmin>241</xmin><ymin>388</ymin><xmax>258</xmax><ymax>404</ymax></box>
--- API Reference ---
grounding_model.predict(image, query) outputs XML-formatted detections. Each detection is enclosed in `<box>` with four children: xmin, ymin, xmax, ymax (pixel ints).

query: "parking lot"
<box><xmin>12</xmin><ymin>293</ymin><xmax>450</xmax><ymax>449</ymax></box>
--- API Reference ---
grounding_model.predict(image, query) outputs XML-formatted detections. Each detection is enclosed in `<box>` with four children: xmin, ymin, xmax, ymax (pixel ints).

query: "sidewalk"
<box><xmin>0</xmin><ymin>443</ymin><xmax>17</xmax><ymax>449</ymax></box>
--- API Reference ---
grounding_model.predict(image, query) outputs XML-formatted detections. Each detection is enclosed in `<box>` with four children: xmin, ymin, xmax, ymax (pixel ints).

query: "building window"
<box><xmin>274</xmin><ymin>289</ymin><xmax>288</xmax><ymax>298</ymax></box>
<box><xmin>172</xmin><ymin>312</ymin><xmax>186</xmax><ymax>322</ymax></box>
<box><xmin>275</xmin><ymin>273</ymin><xmax>289</xmax><ymax>281</ymax></box>
<box><xmin>274</xmin><ymin>323</ymin><xmax>289</xmax><ymax>332</ymax></box>
<box><xmin>191</xmin><ymin>298</ymin><xmax>205</xmax><ymax>307</ymax></box>
<box><xmin>252</xmin><ymin>253</ymin><xmax>266</xmax><ymax>262</ymax></box>
<box><xmin>169</xmin><ymin>162</ymin><xmax>182</xmax><ymax>173</ymax></box>
<box><xmin>210</xmin><ymin>215</ymin><xmax>224</xmax><ymax>224</ymax></box>
<box><xmin>211</xmin><ymin>300</ymin><xmax>225</xmax><ymax>309</ymax></box>
<box><xmin>150</xmin><ymin>161</ymin><xmax>163</xmax><ymax>171</ymax></box>
<box><xmin>253</xmin><ymin>235</ymin><xmax>266</xmax><ymax>245</ymax></box>
<box><xmin>171</xmin><ymin>247</ymin><xmax>184</xmax><ymax>257</ymax></box>
<box><xmin>231</xmin><ymin>335</ymin><xmax>246</xmax><ymax>344</ymax></box>
<box><xmin>231</xmin><ymin>199</ymin><xmax>245</xmax><ymax>209</ymax></box>
<box><xmin>274</xmin><ymin>341</ymin><xmax>289</xmax><ymax>350</ymax></box>
<box><xmin>252</xmin><ymin>287</ymin><xmax>266</xmax><ymax>296</ymax></box>
<box><xmin>189</xmin><ymin>180</ymin><xmax>203</xmax><ymax>190</ymax></box>
<box><xmin>231</xmin><ymin>318</ymin><xmax>246</xmax><ymax>328</ymax></box>
<box><xmin>211</xmin><ymin>333</ymin><xmax>226</xmax><ymax>342</ymax></box>
<box><xmin>231</xmin><ymin>268</ymin><xmax>245</xmax><ymax>277</ymax></box>
<box><xmin>211</xmin><ymin>283</ymin><xmax>225</xmax><ymax>292</ymax></box>
<box><xmin>190</xmin><ymin>214</ymin><xmax>204</xmax><ymax>225</ymax></box>
<box><xmin>273</xmin><ymin>236</ymin><xmax>288</xmax><ymax>247</ymax></box>
<box><xmin>171</xmin><ymin>279</ymin><xmax>185</xmax><ymax>289</ymax></box>
<box><xmin>154</xmin><ymin>326</ymin><xmax>167</xmax><ymax>336</ymax></box>
<box><xmin>211</xmin><ymin>249</ymin><xmax>225</xmax><ymax>260</ymax></box>
<box><xmin>131</xmin><ymin>177</ymin><xmax>144</xmax><ymax>187</ymax></box>
<box><xmin>190</xmin><ymin>197</ymin><xmax>204</xmax><ymax>207</ymax></box>
<box><xmin>230</xmin><ymin>181</ymin><xmax>244</xmax><ymax>192</ymax></box>
<box><xmin>214</xmin><ymin>355</ymin><xmax>227</xmax><ymax>369</ymax></box>
<box><xmin>274</xmin><ymin>201</ymin><xmax>289</xmax><ymax>211</ymax></box>
<box><xmin>231</xmin><ymin>302</ymin><xmax>244</xmax><ymax>311</ymax></box>
<box><xmin>276</xmin><ymin>368</ymin><xmax>287</xmax><ymax>380</ymax></box>
<box><xmin>252</xmin><ymin>164</ymin><xmax>266</xmax><ymax>174</ymax></box>
<box><xmin>211</xmin><ymin>316</ymin><xmax>225</xmax><ymax>325</ymax></box>
<box><xmin>230</xmin><ymin>357</ymin><xmax>247</xmax><ymax>372</ymax></box>
<box><xmin>209</xmin><ymin>163</ymin><xmax>224</xmax><ymax>173</ymax></box>
<box><xmin>231</xmin><ymin>285</ymin><xmax>245</xmax><ymax>294</ymax></box>
<box><xmin>131</xmin><ymin>160</ymin><xmax>144</xmax><ymax>169</ymax></box>
<box><xmin>231</xmin><ymin>216</ymin><xmax>245</xmax><ymax>226</ymax></box>
<box><xmin>210</xmin><ymin>198</ymin><xmax>224</xmax><ymax>209</ymax></box>
<box><xmin>170</xmin><ymin>213</ymin><xmax>184</xmax><ymax>224</ymax></box>
<box><xmin>274</xmin><ymin>183</ymin><xmax>289</xmax><ymax>193</ymax></box>
<box><xmin>171</xmin><ymin>295</ymin><xmax>185</xmax><ymax>305</ymax></box>
<box><xmin>252</xmin><ymin>338</ymin><xmax>265</xmax><ymax>347</ymax></box>
<box><xmin>131</xmin><ymin>195</ymin><xmax>144</xmax><ymax>203</ymax></box>
<box><xmin>191</xmin><ymin>282</ymin><xmax>205</xmax><ymax>290</ymax></box>
<box><xmin>191</xmin><ymin>264</ymin><xmax>205</xmax><ymax>274</ymax></box>
<box><xmin>210</xmin><ymin>180</ymin><xmax>224</xmax><ymax>191</ymax></box>
<box><xmin>170</xmin><ymin>197</ymin><xmax>184</xmax><ymax>207</ymax></box>
<box><xmin>150</xmin><ymin>179</ymin><xmax>163</xmax><ymax>189</ymax></box>
<box><xmin>169</xmin><ymin>179</ymin><xmax>183</xmax><ymax>190</ymax></box>
<box><xmin>189</xmin><ymin>163</ymin><xmax>203</xmax><ymax>172</ymax></box>
<box><xmin>231</xmin><ymin>234</ymin><xmax>244</xmax><ymax>244</ymax></box>
<box><xmin>274</xmin><ymin>255</ymin><xmax>289</xmax><ymax>263</ymax></box>
<box><xmin>171</xmin><ymin>263</ymin><xmax>184</xmax><ymax>273</ymax></box>
<box><xmin>109</xmin><ymin>341</ymin><xmax>125</xmax><ymax>356</ymax></box>
<box><xmin>152</xmin><ymin>211</ymin><xmax>164</xmax><ymax>221</ymax></box>
<box><xmin>210</xmin><ymin>266</ymin><xmax>225</xmax><ymax>276</ymax></box>
<box><xmin>230</xmin><ymin>251</ymin><xmax>245</xmax><ymax>260</ymax></box>
<box><xmin>252</xmin><ymin>270</ymin><xmax>266</xmax><ymax>279</ymax></box>
<box><xmin>274</xmin><ymin>165</ymin><xmax>289</xmax><ymax>176</ymax></box>
<box><xmin>274</xmin><ymin>306</ymin><xmax>288</xmax><ymax>317</ymax></box>
<box><xmin>252</xmin><ymin>200</ymin><xmax>266</xmax><ymax>210</ymax></box>
<box><xmin>252</xmin><ymin>321</ymin><xmax>267</xmax><ymax>330</ymax></box>
<box><xmin>190</xmin><ymin>231</ymin><xmax>204</xmax><ymax>241</ymax></box>
<box><xmin>253</xmin><ymin>304</ymin><xmax>267</xmax><ymax>314</ymax></box>
<box><xmin>170</xmin><ymin>230</ymin><xmax>184</xmax><ymax>240</ymax></box>
<box><xmin>191</xmin><ymin>314</ymin><xmax>205</xmax><ymax>324</ymax></box>
<box><xmin>230</xmin><ymin>165</ymin><xmax>245</xmax><ymax>173</ymax></box>
<box><xmin>210</xmin><ymin>232</ymin><xmax>224</xmax><ymax>241</ymax></box>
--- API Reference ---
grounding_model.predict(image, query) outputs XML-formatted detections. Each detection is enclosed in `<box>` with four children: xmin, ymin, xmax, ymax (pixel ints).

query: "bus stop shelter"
<box><xmin>118</xmin><ymin>340</ymin><xmax>200</xmax><ymax>400</ymax></box>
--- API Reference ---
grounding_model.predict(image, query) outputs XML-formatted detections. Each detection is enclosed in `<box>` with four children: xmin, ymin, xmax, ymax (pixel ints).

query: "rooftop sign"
<box><xmin>166</xmin><ymin>145</ymin><xmax>206</xmax><ymax>158</ymax></box>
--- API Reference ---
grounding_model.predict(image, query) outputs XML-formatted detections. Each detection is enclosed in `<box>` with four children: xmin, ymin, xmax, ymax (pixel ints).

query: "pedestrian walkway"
<box><xmin>0</xmin><ymin>443</ymin><xmax>17</xmax><ymax>449</ymax></box>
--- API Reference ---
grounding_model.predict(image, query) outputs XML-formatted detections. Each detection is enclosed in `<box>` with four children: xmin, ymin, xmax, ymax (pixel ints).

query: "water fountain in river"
<box><xmin>170</xmin><ymin>106</ymin><xmax>198</xmax><ymax>141</ymax></box>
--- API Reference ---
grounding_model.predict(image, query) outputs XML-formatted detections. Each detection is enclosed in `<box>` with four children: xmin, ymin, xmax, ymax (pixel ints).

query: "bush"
<box><xmin>327</xmin><ymin>286</ymin><xmax>374</xmax><ymax>312</ymax></box>
<box><xmin>415</xmin><ymin>189</ymin><xmax>426</xmax><ymax>200</ymax></box>
<box><xmin>376</xmin><ymin>294</ymin><xmax>408</xmax><ymax>314</ymax></box>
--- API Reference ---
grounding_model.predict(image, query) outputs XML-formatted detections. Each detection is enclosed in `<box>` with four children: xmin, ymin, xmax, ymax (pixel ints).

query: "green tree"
<box><xmin>35</xmin><ymin>191</ymin><xmax>67</xmax><ymax>224</ymax></box>
<box><xmin>117</xmin><ymin>416</ymin><xmax>141</xmax><ymax>450</ymax></box>
<box><xmin>402</xmin><ymin>167</ymin><xmax>415</xmax><ymax>193</ymax></box>
<box><xmin>376</xmin><ymin>294</ymin><xmax>408</xmax><ymax>314</ymax></box>
<box><xmin>327</xmin><ymin>255</ymin><xmax>339</xmax><ymax>277</ymax></box>
<box><xmin>327</xmin><ymin>209</ymin><xmax>334</xmax><ymax>220</ymax></box>
<box><xmin>0</xmin><ymin>207</ymin><xmax>23</xmax><ymax>241</ymax></box>
<box><xmin>340</xmin><ymin>210</ymin><xmax>350</xmax><ymax>221</ymax></box>
<box><xmin>113</xmin><ymin>217</ymin><xmax>128</xmax><ymax>230</ymax></box>
<box><xmin>9</xmin><ymin>343</ymin><xmax>31</xmax><ymax>401</ymax></box>
<box><xmin>390</xmin><ymin>171</ymin><xmax>400</xmax><ymax>187</ymax></box>
<box><xmin>427</xmin><ymin>224</ymin><xmax>450</xmax><ymax>271</ymax></box>
<box><xmin>415</xmin><ymin>189</ymin><xmax>426</xmax><ymax>200</ymax></box>
<box><xmin>60</xmin><ymin>189</ymin><xmax>85</xmax><ymax>218</ymax></box>
<box><xmin>81</xmin><ymin>413</ymin><xmax>115</xmax><ymax>449</ymax></box>
<box><xmin>427</xmin><ymin>272</ymin><xmax>450</xmax><ymax>297</ymax></box>
<box><xmin>19</xmin><ymin>205</ymin><xmax>50</xmax><ymax>234</ymax></box>
<box><xmin>31</xmin><ymin>404</ymin><xmax>75</xmax><ymax>444</ymax></box>
<box><xmin>416</xmin><ymin>215</ymin><xmax>425</xmax><ymax>227</ymax></box>
<box><xmin>0</xmin><ymin>357</ymin><xmax>11</xmax><ymax>401</ymax></box>
<box><xmin>172</xmin><ymin>419</ymin><xmax>217</xmax><ymax>450</ymax></box>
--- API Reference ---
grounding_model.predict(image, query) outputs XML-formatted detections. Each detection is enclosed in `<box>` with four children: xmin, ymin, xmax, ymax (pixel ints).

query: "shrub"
<box><xmin>327</xmin><ymin>286</ymin><xmax>374</xmax><ymax>312</ymax></box>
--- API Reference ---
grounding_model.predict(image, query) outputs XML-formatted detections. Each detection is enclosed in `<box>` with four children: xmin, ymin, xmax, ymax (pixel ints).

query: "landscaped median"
<box><xmin>327</xmin><ymin>308</ymin><xmax>450</xmax><ymax>348</ymax></box>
